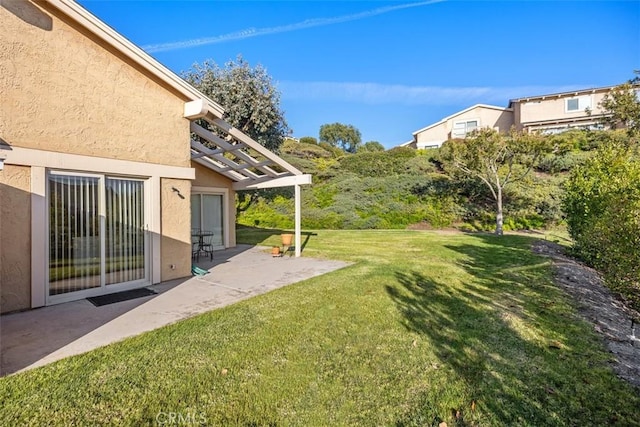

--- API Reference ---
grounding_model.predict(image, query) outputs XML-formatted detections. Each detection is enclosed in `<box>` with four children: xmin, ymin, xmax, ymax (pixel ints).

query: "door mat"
<box><xmin>87</xmin><ymin>288</ymin><xmax>157</xmax><ymax>307</ymax></box>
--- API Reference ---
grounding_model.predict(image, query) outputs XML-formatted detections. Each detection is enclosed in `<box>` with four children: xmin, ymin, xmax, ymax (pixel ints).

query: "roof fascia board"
<box><xmin>509</xmin><ymin>85</ymin><xmax>621</xmax><ymax>104</ymax></box>
<box><xmin>233</xmin><ymin>174</ymin><xmax>312</xmax><ymax>190</ymax></box>
<box><xmin>45</xmin><ymin>0</ymin><xmax>225</xmax><ymax>118</ymax></box>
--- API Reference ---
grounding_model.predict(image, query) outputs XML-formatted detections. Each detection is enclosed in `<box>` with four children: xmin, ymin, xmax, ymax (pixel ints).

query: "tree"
<box><xmin>599</xmin><ymin>80</ymin><xmax>640</xmax><ymax>138</ymax></box>
<box><xmin>182</xmin><ymin>55</ymin><xmax>290</xmax><ymax>152</ymax></box>
<box><xmin>359</xmin><ymin>141</ymin><xmax>385</xmax><ymax>152</ymax></box>
<box><xmin>441</xmin><ymin>128</ymin><xmax>548</xmax><ymax>235</ymax></box>
<box><xmin>319</xmin><ymin>123</ymin><xmax>362</xmax><ymax>153</ymax></box>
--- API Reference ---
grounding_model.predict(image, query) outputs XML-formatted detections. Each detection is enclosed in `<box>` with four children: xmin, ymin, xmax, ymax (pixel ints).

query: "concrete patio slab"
<box><xmin>0</xmin><ymin>245</ymin><xmax>349</xmax><ymax>376</ymax></box>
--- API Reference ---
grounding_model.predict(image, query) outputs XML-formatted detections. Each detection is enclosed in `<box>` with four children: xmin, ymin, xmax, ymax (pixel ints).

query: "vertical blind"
<box><xmin>105</xmin><ymin>178</ymin><xmax>145</xmax><ymax>286</ymax></box>
<box><xmin>49</xmin><ymin>174</ymin><xmax>146</xmax><ymax>296</ymax></box>
<box><xmin>49</xmin><ymin>175</ymin><xmax>101</xmax><ymax>295</ymax></box>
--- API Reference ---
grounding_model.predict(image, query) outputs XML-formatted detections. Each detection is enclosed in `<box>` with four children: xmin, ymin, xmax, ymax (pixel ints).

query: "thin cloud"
<box><xmin>142</xmin><ymin>0</ymin><xmax>445</xmax><ymax>53</ymax></box>
<box><xmin>278</xmin><ymin>81</ymin><xmax>591</xmax><ymax>106</ymax></box>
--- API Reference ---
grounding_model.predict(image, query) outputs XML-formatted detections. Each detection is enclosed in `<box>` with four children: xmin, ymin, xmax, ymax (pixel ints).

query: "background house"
<box><xmin>0</xmin><ymin>0</ymin><xmax>309</xmax><ymax>313</ymax></box>
<box><xmin>407</xmin><ymin>85</ymin><xmax>625</xmax><ymax>149</ymax></box>
<box><xmin>509</xmin><ymin>86</ymin><xmax>615</xmax><ymax>134</ymax></box>
<box><xmin>406</xmin><ymin>104</ymin><xmax>514</xmax><ymax>149</ymax></box>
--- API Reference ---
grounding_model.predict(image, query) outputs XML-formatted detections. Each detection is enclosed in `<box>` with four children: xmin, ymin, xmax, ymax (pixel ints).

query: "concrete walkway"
<box><xmin>0</xmin><ymin>245</ymin><xmax>349</xmax><ymax>376</ymax></box>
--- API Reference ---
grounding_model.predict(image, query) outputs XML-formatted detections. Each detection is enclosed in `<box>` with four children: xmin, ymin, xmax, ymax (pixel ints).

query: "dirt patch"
<box><xmin>532</xmin><ymin>240</ymin><xmax>640</xmax><ymax>390</ymax></box>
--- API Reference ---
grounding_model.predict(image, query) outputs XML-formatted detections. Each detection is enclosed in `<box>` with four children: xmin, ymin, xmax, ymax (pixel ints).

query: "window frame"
<box><xmin>46</xmin><ymin>170</ymin><xmax>150</xmax><ymax>304</ymax></box>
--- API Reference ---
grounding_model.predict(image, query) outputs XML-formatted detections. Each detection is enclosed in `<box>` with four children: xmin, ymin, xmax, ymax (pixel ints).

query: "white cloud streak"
<box><xmin>278</xmin><ymin>81</ymin><xmax>591</xmax><ymax>106</ymax></box>
<box><xmin>142</xmin><ymin>0</ymin><xmax>445</xmax><ymax>53</ymax></box>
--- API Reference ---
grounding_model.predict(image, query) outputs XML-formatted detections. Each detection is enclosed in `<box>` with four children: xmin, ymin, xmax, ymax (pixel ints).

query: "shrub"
<box><xmin>563</xmin><ymin>145</ymin><xmax>640</xmax><ymax>310</ymax></box>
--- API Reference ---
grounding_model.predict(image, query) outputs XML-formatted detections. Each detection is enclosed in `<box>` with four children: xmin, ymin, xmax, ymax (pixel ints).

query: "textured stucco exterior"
<box><xmin>160</xmin><ymin>178</ymin><xmax>192</xmax><ymax>281</ymax></box>
<box><xmin>0</xmin><ymin>1</ymin><xmax>196</xmax><ymax>310</ymax></box>
<box><xmin>192</xmin><ymin>162</ymin><xmax>237</xmax><ymax>248</ymax></box>
<box><xmin>0</xmin><ymin>166</ymin><xmax>32</xmax><ymax>313</ymax></box>
<box><xmin>414</xmin><ymin>105</ymin><xmax>514</xmax><ymax>148</ymax></box>
<box><xmin>0</xmin><ymin>1</ymin><xmax>190</xmax><ymax>167</ymax></box>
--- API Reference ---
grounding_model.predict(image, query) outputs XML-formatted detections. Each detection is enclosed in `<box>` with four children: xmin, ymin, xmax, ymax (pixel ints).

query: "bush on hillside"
<box><xmin>338</xmin><ymin>147</ymin><xmax>417</xmax><ymax>177</ymax></box>
<box><xmin>563</xmin><ymin>145</ymin><xmax>640</xmax><ymax>310</ymax></box>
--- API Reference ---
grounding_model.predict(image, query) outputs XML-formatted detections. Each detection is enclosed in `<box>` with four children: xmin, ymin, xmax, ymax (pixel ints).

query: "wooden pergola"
<box><xmin>184</xmin><ymin>100</ymin><xmax>312</xmax><ymax>257</ymax></box>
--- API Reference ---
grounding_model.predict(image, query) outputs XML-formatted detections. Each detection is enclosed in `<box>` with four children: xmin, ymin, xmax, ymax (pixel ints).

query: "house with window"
<box><xmin>405</xmin><ymin>85</ymin><xmax>627</xmax><ymax>149</ymax></box>
<box><xmin>0</xmin><ymin>0</ymin><xmax>310</xmax><ymax>313</ymax></box>
<box><xmin>509</xmin><ymin>86</ymin><xmax>615</xmax><ymax>134</ymax></box>
<box><xmin>406</xmin><ymin>104</ymin><xmax>514</xmax><ymax>149</ymax></box>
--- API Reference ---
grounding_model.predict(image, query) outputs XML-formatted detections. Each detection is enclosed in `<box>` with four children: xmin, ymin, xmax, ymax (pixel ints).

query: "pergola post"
<box><xmin>294</xmin><ymin>184</ymin><xmax>301</xmax><ymax>257</ymax></box>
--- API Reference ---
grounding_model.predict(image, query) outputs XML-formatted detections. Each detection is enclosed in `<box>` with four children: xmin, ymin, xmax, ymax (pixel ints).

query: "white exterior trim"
<box><xmin>5</xmin><ymin>147</ymin><xmax>194</xmax><ymax>180</ymax></box>
<box><xmin>27</xmin><ymin>153</ymin><xmax>169</xmax><ymax>308</ymax></box>
<box><xmin>233</xmin><ymin>174</ymin><xmax>312</xmax><ymax>190</ymax></box>
<box><xmin>30</xmin><ymin>167</ymin><xmax>47</xmax><ymax>308</ymax></box>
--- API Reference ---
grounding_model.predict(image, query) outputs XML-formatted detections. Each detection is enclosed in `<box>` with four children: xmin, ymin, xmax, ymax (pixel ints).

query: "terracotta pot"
<box><xmin>281</xmin><ymin>233</ymin><xmax>293</xmax><ymax>246</ymax></box>
<box><xmin>271</xmin><ymin>246</ymin><xmax>281</xmax><ymax>256</ymax></box>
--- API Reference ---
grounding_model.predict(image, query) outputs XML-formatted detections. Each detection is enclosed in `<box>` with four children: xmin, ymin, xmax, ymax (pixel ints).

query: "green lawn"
<box><xmin>1</xmin><ymin>229</ymin><xmax>638</xmax><ymax>426</ymax></box>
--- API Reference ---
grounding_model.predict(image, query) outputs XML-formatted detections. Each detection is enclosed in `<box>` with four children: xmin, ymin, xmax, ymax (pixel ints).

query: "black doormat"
<box><xmin>87</xmin><ymin>288</ymin><xmax>157</xmax><ymax>307</ymax></box>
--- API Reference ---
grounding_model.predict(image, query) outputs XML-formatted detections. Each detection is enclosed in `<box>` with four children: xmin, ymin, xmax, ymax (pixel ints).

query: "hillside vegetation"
<box><xmin>237</xmin><ymin>130</ymin><xmax>604</xmax><ymax>232</ymax></box>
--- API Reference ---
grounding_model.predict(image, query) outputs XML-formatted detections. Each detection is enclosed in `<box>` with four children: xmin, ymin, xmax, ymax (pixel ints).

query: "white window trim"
<box><xmin>452</xmin><ymin>118</ymin><xmax>480</xmax><ymax>138</ymax></box>
<box><xmin>28</xmin><ymin>150</ymin><xmax>179</xmax><ymax>307</ymax></box>
<box><xmin>43</xmin><ymin>171</ymin><xmax>152</xmax><ymax>306</ymax></box>
<box><xmin>565</xmin><ymin>95</ymin><xmax>592</xmax><ymax>113</ymax></box>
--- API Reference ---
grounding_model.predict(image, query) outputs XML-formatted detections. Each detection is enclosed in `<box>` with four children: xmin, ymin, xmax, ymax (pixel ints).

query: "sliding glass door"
<box><xmin>48</xmin><ymin>172</ymin><xmax>148</xmax><ymax>299</ymax></box>
<box><xmin>191</xmin><ymin>193</ymin><xmax>224</xmax><ymax>248</ymax></box>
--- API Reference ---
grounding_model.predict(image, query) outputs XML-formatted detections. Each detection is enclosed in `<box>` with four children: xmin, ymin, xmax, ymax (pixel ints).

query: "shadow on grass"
<box><xmin>386</xmin><ymin>234</ymin><xmax>627</xmax><ymax>426</ymax></box>
<box><xmin>236</xmin><ymin>225</ymin><xmax>318</xmax><ymax>252</ymax></box>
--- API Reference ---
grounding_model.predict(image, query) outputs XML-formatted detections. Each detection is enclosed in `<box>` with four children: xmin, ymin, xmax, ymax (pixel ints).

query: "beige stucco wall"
<box><xmin>415</xmin><ymin>107</ymin><xmax>514</xmax><ymax>148</ymax></box>
<box><xmin>0</xmin><ymin>1</ymin><xmax>190</xmax><ymax>167</ymax></box>
<box><xmin>445</xmin><ymin>107</ymin><xmax>514</xmax><ymax>134</ymax></box>
<box><xmin>192</xmin><ymin>162</ymin><xmax>237</xmax><ymax>248</ymax></box>
<box><xmin>415</xmin><ymin>123</ymin><xmax>448</xmax><ymax>148</ymax></box>
<box><xmin>514</xmin><ymin>91</ymin><xmax>609</xmax><ymax>127</ymax></box>
<box><xmin>160</xmin><ymin>178</ymin><xmax>192</xmax><ymax>281</ymax></box>
<box><xmin>0</xmin><ymin>166</ymin><xmax>32</xmax><ymax>313</ymax></box>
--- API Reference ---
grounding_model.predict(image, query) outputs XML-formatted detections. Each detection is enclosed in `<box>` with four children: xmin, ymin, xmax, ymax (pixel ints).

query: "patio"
<box><xmin>0</xmin><ymin>245</ymin><xmax>349</xmax><ymax>376</ymax></box>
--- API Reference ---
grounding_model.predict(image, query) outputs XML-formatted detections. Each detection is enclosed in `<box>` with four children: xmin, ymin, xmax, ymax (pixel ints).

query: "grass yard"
<box><xmin>1</xmin><ymin>229</ymin><xmax>638</xmax><ymax>426</ymax></box>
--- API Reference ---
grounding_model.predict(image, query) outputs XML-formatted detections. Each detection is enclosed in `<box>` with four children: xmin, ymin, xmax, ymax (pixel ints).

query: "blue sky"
<box><xmin>78</xmin><ymin>0</ymin><xmax>639</xmax><ymax>148</ymax></box>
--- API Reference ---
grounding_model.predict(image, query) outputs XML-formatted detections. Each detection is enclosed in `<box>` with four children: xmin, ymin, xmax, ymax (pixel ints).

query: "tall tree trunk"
<box><xmin>495</xmin><ymin>186</ymin><xmax>504</xmax><ymax>235</ymax></box>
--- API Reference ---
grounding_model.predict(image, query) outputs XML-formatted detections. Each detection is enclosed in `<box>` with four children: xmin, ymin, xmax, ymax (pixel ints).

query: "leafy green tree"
<box><xmin>319</xmin><ymin>123</ymin><xmax>362</xmax><ymax>153</ymax></box>
<box><xmin>183</xmin><ymin>55</ymin><xmax>289</xmax><ymax>152</ymax></box>
<box><xmin>441</xmin><ymin>128</ymin><xmax>548</xmax><ymax>235</ymax></box>
<box><xmin>599</xmin><ymin>80</ymin><xmax>640</xmax><ymax>138</ymax></box>
<box><xmin>359</xmin><ymin>141</ymin><xmax>385</xmax><ymax>152</ymax></box>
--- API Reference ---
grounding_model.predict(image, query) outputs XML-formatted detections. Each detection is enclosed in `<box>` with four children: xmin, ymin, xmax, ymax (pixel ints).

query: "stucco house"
<box><xmin>509</xmin><ymin>86</ymin><xmax>615</xmax><ymax>134</ymax></box>
<box><xmin>406</xmin><ymin>104</ymin><xmax>514</xmax><ymax>149</ymax></box>
<box><xmin>0</xmin><ymin>0</ymin><xmax>310</xmax><ymax>313</ymax></box>
<box><xmin>406</xmin><ymin>84</ymin><xmax>627</xmax><ymax>149</ymax></box>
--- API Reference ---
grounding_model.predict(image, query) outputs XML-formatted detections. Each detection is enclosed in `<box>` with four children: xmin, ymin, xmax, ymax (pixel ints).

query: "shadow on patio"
<box><xmin>0</xmin><ymin>244</ymin><xmax>348</xmax><ymax>376</ymax></box>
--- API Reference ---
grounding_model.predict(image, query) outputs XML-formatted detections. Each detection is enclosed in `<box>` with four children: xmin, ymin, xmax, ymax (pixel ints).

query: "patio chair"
<box><xmin>191</xmin><ymin>230</ymin><xmax>201</xmax><ymax>261</ymax></box>
<box><xmin>199</xmin><ymin>230</ymin><xmax>215</xmax><ymax>260</ymax></box>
